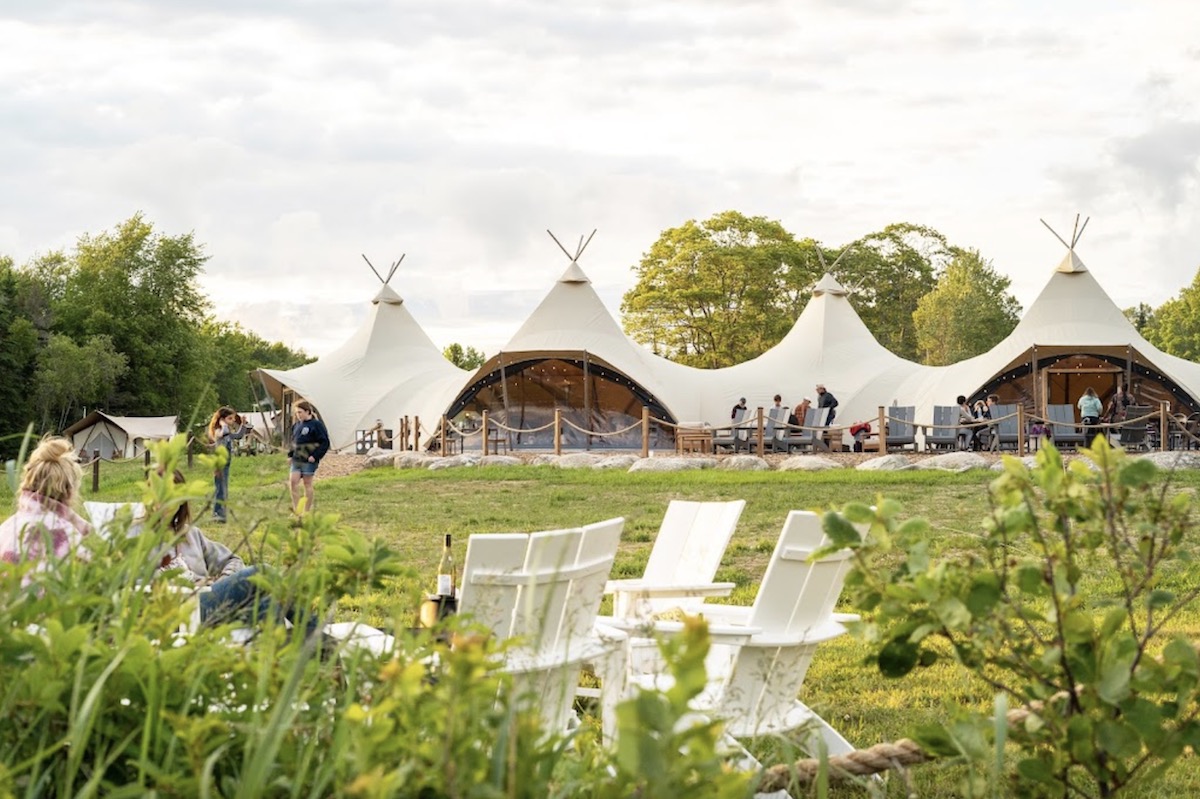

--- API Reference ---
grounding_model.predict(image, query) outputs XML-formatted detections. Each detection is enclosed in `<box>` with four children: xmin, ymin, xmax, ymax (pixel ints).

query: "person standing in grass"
<box><xmin>1</xmin><ymin>436</ymin><xmax>91</xmax><ymax>569</ymax></box>
<box><xmin>207</xmin><ymin>406</ymin><xmax>249</xmax><ymax>524</ymax></box>
<box><xmin>289</xmin><ymin>400</ymin><xmax>330</xmax><ymax>514</ymax></box>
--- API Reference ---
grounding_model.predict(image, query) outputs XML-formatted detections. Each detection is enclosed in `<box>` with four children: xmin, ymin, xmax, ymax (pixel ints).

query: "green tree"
<box><xmin>0</xmin><ymin>258</ymin><xmax>38</xmax><ymax>455</ymax></box>
<box><xmin>1123</xmin><ymin>302</ymin><xmax>1155</xmax><ymax>334</ymax></box>
<box><xmin>442</xmin><ymin>342</ymin><xmax>485</xmax><ymax>370</ymax></box>
<box><xmin>201</xmin><ymin>320</ymin><xmax>311</xmax><ymax>413</ymax></box>
<box><xmin>620</xmin><ymin>211</ymin><xmax>819</xmax><ymax>368</ymax></box>
<box><xmin>34</xmin><ymin>214</ymin><xmax>212</xmax><ymax>416</ymax></box>
<box><xmin>912</xmin><ymin>248</ymin><xmax>1022</xmax><ymax>365</ymax></box>
<box><xmin>34</xmin><ymin>333</ymin><xmax>128</xmax><ymax>431</ymax></box>
<box><xmin>1142</xmin><ymin>268</ymin><xmax>1200</xmax><ymax>360</ymax></box>
<box><xmin>834</xmin><ymin>223</ymin><xmax>948</xmax><ymax>360</ymax></box>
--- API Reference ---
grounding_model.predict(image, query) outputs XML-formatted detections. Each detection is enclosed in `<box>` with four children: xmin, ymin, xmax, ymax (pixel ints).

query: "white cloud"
<box><xmin>2</xmin><ymin>0</ymin><xmax>1199</xmax><ymax>358</ymax></box>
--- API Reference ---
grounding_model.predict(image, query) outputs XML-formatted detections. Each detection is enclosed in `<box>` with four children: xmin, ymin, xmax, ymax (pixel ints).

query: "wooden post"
<box><xmin>877</xmin><ymin>406</ymin><xmax>887</xmax><ymax>452</ymax></box>
<box><xmin>1017</xmin><ymin>404</ymin><xmax>1026</xmax><ymax>454</ymax></box>
<box><xmin>641</xmin><ymin>407</ymin><xmax>650</xmax><ymax>458</ymax></box>
<box><xmin>144</xmin><ymin>449</ymin><xmax>151</xmax><ymax>468</ymax></box>
<box><xmin>554</xmin><ymin>408</ymin><xmax>562</xmax><ymax>455</ymax></box>
<box><xmin>1160</xmin><ymin>400</ymin><xmax>1170</xmax><ymax>452</ymax></box>
<box><xmin>755</xmin><ymin>408</ymin><xmax>765</xmax><ymax>457</ymax></box>
<box><xmin>482</xmin><ymin>411</ymin><xmax>490</xmax><ymax>455</ymax></box>
<box><xmin>412</xmin><ymin>416</ymin><xmax>420</xmax><ymax>452</ymax></box>
<box><xmin>187</xmin><ymin>439</ymin><xmax>193</xmax><ymax>468</ymax></box>
<box><xmin>440</xmin><ymin>416</ymin><xmax>448</xmax><ymax>457</ymax></box>
<box><xmin>92</xmin><ymin>450</ymin><xmax>100</xmax><ymax>493</ymax></box>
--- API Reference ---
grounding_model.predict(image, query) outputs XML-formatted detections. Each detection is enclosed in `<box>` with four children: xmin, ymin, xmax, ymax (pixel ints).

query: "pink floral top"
<box><xmin>0</xmin><ymin>491</ymin><xmax>92</xmax><ymax>567</ymax></box>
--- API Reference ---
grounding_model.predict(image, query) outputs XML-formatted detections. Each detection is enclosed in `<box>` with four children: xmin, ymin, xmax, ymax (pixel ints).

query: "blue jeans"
<box><xmin>213</xmin><ymin>459</ymin><xmax>230</xmax><ymax>520</ymax></box>
<box><xmin>199</xmin><ymin>566</ymin><xmax>319</xmax><ymax>638</ymax></box>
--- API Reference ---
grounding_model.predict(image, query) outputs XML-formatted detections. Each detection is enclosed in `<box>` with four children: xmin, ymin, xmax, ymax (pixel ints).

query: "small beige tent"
<box><xmin>63</xmin><ymin>412</ymin><xmax>178</xmax><ymax>460</ymax></box>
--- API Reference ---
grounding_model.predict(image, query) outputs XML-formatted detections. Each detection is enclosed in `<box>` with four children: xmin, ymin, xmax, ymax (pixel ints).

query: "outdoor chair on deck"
<box><xmin>712</xmin><ymin>407</ymin><xmax>748</xmax><ymax>452</ymax></box>
<box><xmin>884</xmin><ymin>406</ymin><xmax>917</xmax><ymax>451</ymax></box>
<box><xmin>1045</xmin><ymin>404</ymin><xmax>1085</xmax><ymax>448</ymax></box>
<box><xmin>989</xmin><ymin>404</ymin><xmax>1020</xmax><ymax>451</ymax></box>
<box><xmin>1118</xmin><ymin>406</ymin><xmax>1153</xmax><ymax>451</ymax></box>
<box><xmin>924</xmin><ymin>406</ymin><xmax>959</xmax><ymax>451</ymax></box>
<box><xmin>774</xmin><ymin>407</ymin><xmax>829</xmax><ymax>453</ymax></box>
<box><xmin>624</xmin><ymin>510</ymin><xmax>858</xmax><ymax>763</ymax></box>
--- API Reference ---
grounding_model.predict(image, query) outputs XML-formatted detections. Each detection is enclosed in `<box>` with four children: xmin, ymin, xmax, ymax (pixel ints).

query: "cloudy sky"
<box><xmin>2</xmin><ymin>0</ymin><xmax>1198</xmax><ymax>358</ymax></box>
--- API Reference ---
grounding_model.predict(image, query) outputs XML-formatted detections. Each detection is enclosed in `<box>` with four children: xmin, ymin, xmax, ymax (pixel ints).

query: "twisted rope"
<box><xmin>560</xmin><ymin>417</ymin><xmax>644</xmax><ymax>436</ymax></box>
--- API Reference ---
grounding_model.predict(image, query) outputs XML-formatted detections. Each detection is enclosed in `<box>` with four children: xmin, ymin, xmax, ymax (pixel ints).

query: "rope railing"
<box><xmin>387</xmin><ymin>401</ymin><xmax>1197</xmax><ymax>459</ymax></box>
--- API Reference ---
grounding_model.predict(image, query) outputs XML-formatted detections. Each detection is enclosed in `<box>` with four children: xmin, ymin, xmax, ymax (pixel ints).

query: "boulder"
<box><xmin>628</xmin><ymin>457</ymin><xmax>718</xmax><ymax>472</ymax></box>
<box><xmin>594</xmin><ymin>454</ymin><xmax>640</xmax><ymax>470</ymax></box>
<box><xmin>856</xmin><ymin>454</ymin><xmax>914</xmax><ymax>471</ymax></box>
<box><xmin>917</xmin><ymin>452</ymin><xmax>990</xmax><ymax>471</ymax></box>
<box><xmin>778</xmin><ymin>456</ymin><xmax>843</xmax><ymax>471</ymax></box>
<box><xmin>718</xmin><ymin>455</ymin><xmax>771</xmax><ymax>471</ymax></box>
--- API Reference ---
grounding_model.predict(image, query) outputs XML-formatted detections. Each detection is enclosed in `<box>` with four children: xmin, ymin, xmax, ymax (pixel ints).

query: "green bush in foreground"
<box><xmin>0</xmin><ymin>437</ymin><xmax>756</xmax><ymax>798</ymax></box>
<box><xmin>826</xmin><ymin>440</ymin><xmax>1200</xmax><ymax>797</ymax></box>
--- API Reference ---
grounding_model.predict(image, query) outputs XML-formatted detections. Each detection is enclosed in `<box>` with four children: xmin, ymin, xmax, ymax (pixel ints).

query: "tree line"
<box><xmin>0</xmin><ymin>215</ymin><xmax>309</xmax><ymax>458</ymax></box>
<box><xmin>619</xmin><ymin>210</ymin><xmax>1200</xmax><ymax>371</ymax></box>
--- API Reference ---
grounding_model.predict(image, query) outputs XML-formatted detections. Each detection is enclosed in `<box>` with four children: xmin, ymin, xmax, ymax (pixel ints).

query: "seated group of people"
<box><xmin>1</xmin><ymin>436</ymin><xmax>316</xmax><ymax>639</ymax></box>
<box><xmin>956</xmin><ymin>394</ymin><xmax>999</xmax><ymax>451</ymax></box>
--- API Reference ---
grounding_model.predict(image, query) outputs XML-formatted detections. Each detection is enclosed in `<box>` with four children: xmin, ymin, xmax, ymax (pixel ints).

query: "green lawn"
<box><xmin>8</xmin><ymin>454</ymin><xmax>1200</xmax><ymax>796</ymax></box>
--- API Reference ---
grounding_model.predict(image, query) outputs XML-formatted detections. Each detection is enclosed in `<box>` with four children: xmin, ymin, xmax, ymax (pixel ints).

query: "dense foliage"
<box><xmin>0</xmin><ymin>438</ymin><xmax>757</xmax><ymax>798</ymax></box>
<box><xmin>0</xmin><ymin>215</ymin><xmax>310</xmax><ymax>457</ymax></box>
<box><xmin>913</xmin><ymin>248</ymin><xmax>1022</xmax><ymax>365</ymax></box>
<box><xmin>826</xmin><ymin>441</ymin><xmax>1200</xmax><ymax>796</ymax></box>
<box><xmin>620</xmin><ymin>214</ymin><xmax>1018</xmax><ymax>365</ymax></box>
<box><xmin>1134</xmin><ymin>267</ymin><xmax>1200</xmax><ymax>361</ymax></box>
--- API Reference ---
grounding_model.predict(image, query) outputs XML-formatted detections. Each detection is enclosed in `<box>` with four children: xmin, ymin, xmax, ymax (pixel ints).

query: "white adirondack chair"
<box><xmin>458</xmin><ymin>517</ymin><xmax>627</xmax><ymax>741</ymax></box>
<box><xmin>603</xmin><ymin>499</ymin><xmax>745</xmax><ymax>624</ymax></box>
<box><xmin>628</xmin><ymin>510</ymin><xmax>857</xmax><ymax>760</ymax></box>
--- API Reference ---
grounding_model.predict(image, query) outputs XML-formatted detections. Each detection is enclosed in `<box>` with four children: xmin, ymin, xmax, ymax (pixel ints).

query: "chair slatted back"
<box><xmin>1046</xmin><ymin>404</ymin><xmax>1085</xmax><ymax>444</ymax></box>
<box><xmin>459</xmin><ymin>520</ymin><xmax>623</xmax><ymax>656</ymax></box>
<box><xmin>927</xmin><ymin>405</ymin><xmax>958</xmax><ymax>448</ymax></box>
<box><xmin>888</xmin><ymin>406</ymin><xmax>916</xmax><ymax>447</ymax></box>
<box><xmin>992</xmin><ymin>404</ymin><xmax>1019</xmax><ymax>445</ymax></box>
<box><xmin>718</xmin><ymin>511</ymin><xmax>855</xmax><ymax>732</ymax></box>
<box><xmin>640</xmin><ymin>500</ymin><xmax>745</xmax><ymax>615</ymax></box>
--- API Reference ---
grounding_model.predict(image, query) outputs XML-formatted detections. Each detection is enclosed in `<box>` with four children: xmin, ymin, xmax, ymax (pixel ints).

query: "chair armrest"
<box><xmin>605</xmin><ymin>579</ymin><xmax>736</xmax><ymax>598</ymax></box>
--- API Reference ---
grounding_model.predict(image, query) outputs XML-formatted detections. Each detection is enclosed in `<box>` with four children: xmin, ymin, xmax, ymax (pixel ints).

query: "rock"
<box><xmin>990</xmin><ymin>455</ymin><xmax>1040</xmax><ymax>471</ymax></box>
<box><xmin>479</xmin><ymin>455</ymin><xmax>523</xmax><ymax>467</ymax></box>
<box><xmin>628</xmin><ymin>457</ymin><xmax>718</xmax><ymax>472</ymax></box>
<box><xmin>427</xmin><ymin>454</ymin><xmax>479</xmax><ymax>470</ymax></box>
<box><xmin>717</xmin><ymin>455</ymin><xmax>772</xmax><ymax>471</ymax></box>
<box><xmin>394</xmin><ymin>453</ymin><xmax>439</xmax><ymax>469</ymax></box>
<box><xmin>556</xmin><ymin>453</ymin><xmax>606</xmax><ymax>469</ymax></box>
<box><xmin>1138</xmin><ymin>451</ymin><xmax>1200</xmax><ymax>470</ymax></box>
<box><xmin>856</xmin><ymin>454</ymin><xmax>914</xmax><ymax>471</ymax></box>
<box><xmin>917</xmin><ymin>452</ymin><xmax>990</xmax><ymax>471</ymax></box>
<box><xmin>364</xmin><ymin>453</ymin><xmax>396</xmax><ymax>469</ymax></box>
<box><xmin>778</xmin><ymin>455</ymin><xmax>843</xmax><ymax>471</ymax></box>
<box><xmin>528</xmin><ymin>454</ymin><xmax>561</xmax><ymax>467</ymax></box>
<box><xmin>594</xmin><ymin>455</ymin><xmax>640</xmax><ymax>470</ymax></box>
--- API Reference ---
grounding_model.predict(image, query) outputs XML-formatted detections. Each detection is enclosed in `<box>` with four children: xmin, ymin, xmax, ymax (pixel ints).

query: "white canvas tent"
<box><xmin>63</xmin><ymin>412</ymin><xmax>178</xmax><ymax>460</ymax></box>
<box><xmin>257</xmin><ymin>234</ymin><xmax>1200</xmax><ymax>453</ymax></box>
<box><xmin>254</xmin><ymin>278</ymin><xmax>468</xmax><ymax>452</ymax></box>
<box><xmin>891</xmin><ymin>248</ymin><xmax>1200</xmax><ymax>433</ymax></box>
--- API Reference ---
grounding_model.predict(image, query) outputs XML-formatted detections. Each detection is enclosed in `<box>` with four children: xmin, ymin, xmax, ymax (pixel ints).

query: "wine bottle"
<box><xmin>436</xmin><ymin>533</ymin><xmax>455</xmax><ymax>597</ymax></box>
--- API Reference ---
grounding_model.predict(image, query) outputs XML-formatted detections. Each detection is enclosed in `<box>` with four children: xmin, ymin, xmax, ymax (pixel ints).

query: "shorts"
<box><xmin>291</xmin><ymin>459</ymin><xmax>318</xmax><ymax>476</ymax></box>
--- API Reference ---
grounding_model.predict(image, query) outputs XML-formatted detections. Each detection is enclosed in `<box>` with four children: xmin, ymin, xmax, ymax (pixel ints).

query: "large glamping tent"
<box><xmin>256</xmin><ymin>235</ymin><xmax>1200</xmax><ymax>453</ymax></box>
<box><xmin>254</xmin><ymin>271</ymin><xmax>468</xmax><ymax>451</ymax></box>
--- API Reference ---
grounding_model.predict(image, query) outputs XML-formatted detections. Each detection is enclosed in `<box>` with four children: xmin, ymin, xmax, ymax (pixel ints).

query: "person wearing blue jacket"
<box><xmin>288</xmin><ymin>400</ymin><xmax>330</xmax><ymax>513</ymax></box>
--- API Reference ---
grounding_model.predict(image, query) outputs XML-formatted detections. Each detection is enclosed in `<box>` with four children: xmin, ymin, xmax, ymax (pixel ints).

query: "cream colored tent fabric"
<box><xmin>891</xmin><ymin>250</ymin><xmax>1200</xmax><ymax>429</ymax></box>
<box><xmin>708</xmin><ymin>274</ymin><xmax>924</xmax><ymax>437</ymax></box>
<box><xmin>255</xmin><ymin>284</ymin><xmax>467</xmax><ymax>451</ymax></box>
<box><xmin>255</xmin><ymin>249</ymin><xmax>1200</xmax><ymax>453</ymax></box>
<box><xmin>63</xmin><ymin>412</ymin><xmax>178</xmax><ymax>459</ymax></box>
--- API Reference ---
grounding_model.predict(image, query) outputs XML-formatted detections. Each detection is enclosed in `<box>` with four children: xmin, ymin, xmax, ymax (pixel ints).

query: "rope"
<box><xmin>758</xmin><ymin>739</ymin><xmax>930</xmax><ymax>789</ymax></box>
<box><xmin>559</xmin><ymin>417</ymin><xmax>644</xmax><ymax>436</ymax></box>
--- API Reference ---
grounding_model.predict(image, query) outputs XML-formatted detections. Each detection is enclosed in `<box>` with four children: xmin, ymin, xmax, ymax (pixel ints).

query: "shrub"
<box><xmin>825</xmin><ymin>439</ymin><xmax>1200</xmax><ymax>797</ymax></box>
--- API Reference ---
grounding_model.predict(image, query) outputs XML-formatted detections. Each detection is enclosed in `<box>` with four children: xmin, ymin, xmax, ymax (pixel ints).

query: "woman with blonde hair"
<box><xmin>1</xmin><ymin>436</ymin><xmax>91</xmax><ymax>566</ymax></box>
<box><xmin>207</xmin><ymin>406</ymin><xmax>248</xmax><ymax>524</ymax></box>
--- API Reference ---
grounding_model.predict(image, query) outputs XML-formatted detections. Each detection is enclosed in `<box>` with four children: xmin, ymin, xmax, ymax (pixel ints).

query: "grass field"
<box><xmin>7</xmin><ymin>453</ymin><xmax>1200</xmax><ymax>796</ymax></box>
